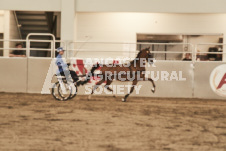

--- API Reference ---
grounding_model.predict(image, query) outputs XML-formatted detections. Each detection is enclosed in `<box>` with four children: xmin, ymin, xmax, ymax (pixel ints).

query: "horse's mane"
<box><xmin>136</xmin><ymin>50</ymin><xmax>142</xmax><ymax>58</ymax></box>
<box><xmin>129</xmin><ymin>49</ymin><xmax>144</xmax><ymax>65</ymax></box>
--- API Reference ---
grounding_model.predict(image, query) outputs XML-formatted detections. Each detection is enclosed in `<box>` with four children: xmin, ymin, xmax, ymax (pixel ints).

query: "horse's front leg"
<box><xmin>141</xmin><ymin>73</ymin><xmax>156</xmax><ymax>93</ymax></box>
<box><xmin>88</xmin><ymin>78</ymin><xmax>105</xmax><ymax>100</ymax></box>
<box><xmin>147</xmin><ymin>78</ymin><xmax>156</xmax><ymax>93</ymax></box>
<box><xmin>122</xmin><ymin>80</ymin><xmax>138</xmax><ymax>102</ymax></box>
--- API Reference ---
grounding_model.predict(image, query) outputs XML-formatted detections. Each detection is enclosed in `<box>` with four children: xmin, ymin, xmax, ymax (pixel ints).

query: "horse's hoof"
<box><xmin>88</xmin><ymin>95</ymin><xmax>91</xmax><ymax>100</ymax></box>
<box><xmin>121</xmin><ymin>98</ymin><xmax>126</xmax><ymax>102</ymax></box>
<box><xmin>151</xmin><ymin>88</ymin><xmax>155</xmax><ymax>93</ymax></box>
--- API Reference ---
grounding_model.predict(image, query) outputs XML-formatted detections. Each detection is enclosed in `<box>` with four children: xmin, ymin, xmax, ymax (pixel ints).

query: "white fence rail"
<box><xmin>0</xmin><ymin>35</ymin><xmax>225</xmax><ymax>61</ymax></box>
<box><xmin>1</xmin><ymin>37</ymin><xmax>225</xmax><ymax>62</ymax></box>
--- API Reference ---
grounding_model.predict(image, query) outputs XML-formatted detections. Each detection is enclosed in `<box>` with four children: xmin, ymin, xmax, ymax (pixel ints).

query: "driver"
<box><xmin>56</xmin><ymin>47</ymin><xmax>82</xmax><ymax>85</ymax></box>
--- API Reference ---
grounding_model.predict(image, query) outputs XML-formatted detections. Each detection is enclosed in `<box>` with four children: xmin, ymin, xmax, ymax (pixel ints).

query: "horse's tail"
<box><xmin>82</xmin><ymin>63</ymin><xmax>100</xmax><ymax>85</ymax></box>
<box><xmin>90</xmin><ymin>63</ymin><xmax>100</xmax><ymax>76</ymax></box>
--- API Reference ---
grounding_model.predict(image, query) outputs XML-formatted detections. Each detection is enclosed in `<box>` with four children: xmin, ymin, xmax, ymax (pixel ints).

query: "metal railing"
<box><xmin>0</xmin><ymin>39</ymin><xmax>26</xmax><ymax>57</ymax></box>
<box><xmin>67</xmin><ymin>42</ymin><xmax>193</xmax><ymax>61</ymax></box>
<box><xmin>26</xmin><ymin>33</ymin><xmax>56</xmax><ymax>58</ymax></box>
<box><xmin>195</xmin><ymin>43</ymin><xmax>225</xmax><ymax>61</ymax></box>
<box><xmin>0</xmin><ymin>34</ymin><xmax>225</xmax><ymax>62</ymax></box>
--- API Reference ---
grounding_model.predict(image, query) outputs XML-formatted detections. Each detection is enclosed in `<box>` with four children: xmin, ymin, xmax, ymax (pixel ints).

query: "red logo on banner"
<box><xmin>72</xmin><ymin>59</ymin><xmax>102</xmax><ymax>84</ymax></box>
<box><xmin>210</xmin><ymin>64</ymin><xmax>226</xmax><ymax>97</ymax></box>
<box><xmin>217</xmin><ymin>73</ymin><xmax>226</xmax><ymax>89</ymax></box>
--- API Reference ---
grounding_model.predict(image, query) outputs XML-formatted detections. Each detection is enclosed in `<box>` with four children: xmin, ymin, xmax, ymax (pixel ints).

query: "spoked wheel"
<box><xmin>52</xmin><ymin>81</ymin><xmax>63</xmax><ymax>101</ymax></box>
<box><xmin>69</xmin><ymin>84</ymin><xmax>78</xmax><ymax>100</ymax></box>
<box><xmin>52</xmin><ymin>78</ymin><xmax>79</xmax><ymax>101</ymax></box>
<box><xmin>52</xmin><ymin>81</ymin><xmax>72</xmax><ymax>101</ymax></box>
<box><xmin>58</xmin><ymin>81</ymin><xmax>72</xmax><ymax>101</ymax></box>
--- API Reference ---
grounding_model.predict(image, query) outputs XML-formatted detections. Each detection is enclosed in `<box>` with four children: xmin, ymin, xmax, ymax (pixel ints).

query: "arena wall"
<box><xmin>0</xmin><ymin>58</ymin><xmax>27</xmax><ymax>93</ymax></box>
<box><xmin>194</xmin><ymin>62</ymin><xmax>226</xmax><ymax>99</ymax></box>
<box><xmin>27</xmin><ymin>58</ymin><xmax>52</xmax><ymax>93</ymax></box>
<box><xmin>1</xmin><ymin>57</ymin><xmax>225</xmax><ymax>100</ymax></box>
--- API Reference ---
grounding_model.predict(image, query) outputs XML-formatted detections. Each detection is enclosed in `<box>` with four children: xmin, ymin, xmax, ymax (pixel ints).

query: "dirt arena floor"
<box><xmin>0</xmin><ymin>93</ymin><xmax>226</xmax><ymax>151</ymax></box>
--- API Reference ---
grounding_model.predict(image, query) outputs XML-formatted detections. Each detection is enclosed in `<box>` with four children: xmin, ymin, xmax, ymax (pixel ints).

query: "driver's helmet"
<box><xmin>57</xmin><ymin>47</ymin><xmax>65</xmax><ymax>52</ymax></box>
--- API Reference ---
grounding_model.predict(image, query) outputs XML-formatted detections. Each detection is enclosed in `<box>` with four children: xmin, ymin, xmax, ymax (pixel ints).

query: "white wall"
<box><xmin>75</xmin><ymin>0</ymin><xmax>226</xmax><ymax>13</ymax></box>
<box><xmin>61</xmin><ymin>0</ymin><xmax>75</xmax><ymax>41</ymax></box>
<box><xmin>0</xmin><ymin>11</ymin><xmax>4</xmax><ymax>33</ymax></box>
<box><xmin>1</xmin><ymin>11</ymin><xmax>20</xmax><ymax>56</ymax></box>
<box><xmin>3</xmin><ymin>11</ymin><xmax>10</xmax><ymax>57</ymax></box>
<box><xmin>0</xmin><ymin>0</ymin><xmax>61</xmax><ymax>11</ymax></box>
<box><xmin>1</xmin><ymin>0</ymin><xmax>226</xmax><ymax>13</ymax></box>
<box><xmin>76</xmin><ymin>13</ymin><xmax>226</xmax><ymax>42</ymax></box>
<box><xmin>75</xmin><ymin>13</ymin><xmax>226</xmax><ymax>59</ymax></box>
<box><xmin>0</xmin><ymin>11</ymin><xmax>4</xmax><ymax>56</ymax></box>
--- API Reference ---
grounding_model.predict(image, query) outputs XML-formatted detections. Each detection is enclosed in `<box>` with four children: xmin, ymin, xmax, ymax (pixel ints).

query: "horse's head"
<box><xmin>138</xmin><ymin>47</ymin><xmax>153</xmax><ymax>65</ymax></box>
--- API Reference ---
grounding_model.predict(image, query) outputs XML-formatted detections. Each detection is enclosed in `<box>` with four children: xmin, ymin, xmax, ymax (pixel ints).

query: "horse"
<box><xmin>84</xmin><ymin>47</ymin><xmax>156</xmax><ymax>102</ymax></box>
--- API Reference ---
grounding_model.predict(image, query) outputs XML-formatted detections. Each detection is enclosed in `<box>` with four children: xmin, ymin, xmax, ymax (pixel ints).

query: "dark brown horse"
<box><xmin>85</xmin><ymin>47</ymin><xmax>156</xmax><ymax>102</ymax></box>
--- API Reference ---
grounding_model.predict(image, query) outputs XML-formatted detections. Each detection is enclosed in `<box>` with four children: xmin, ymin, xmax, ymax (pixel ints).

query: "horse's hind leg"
<box><xmin>104</xmin><ymin>79</ymin><xmax>116</xmax><ymax>97</ymax></box>
<box><xmin>148</xmin><ymin>78</ymin><xmax>156</xmax><ymax>93</ymax></box>
<box><xmin>88</xmin><ymin>79</ymin><xmax>105</xmax><ymax>100</ymax></box>
<box><xmin>122</xmin><ymin>81</ymin><xmax>138</xmax><ymax>102</ymax></box>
